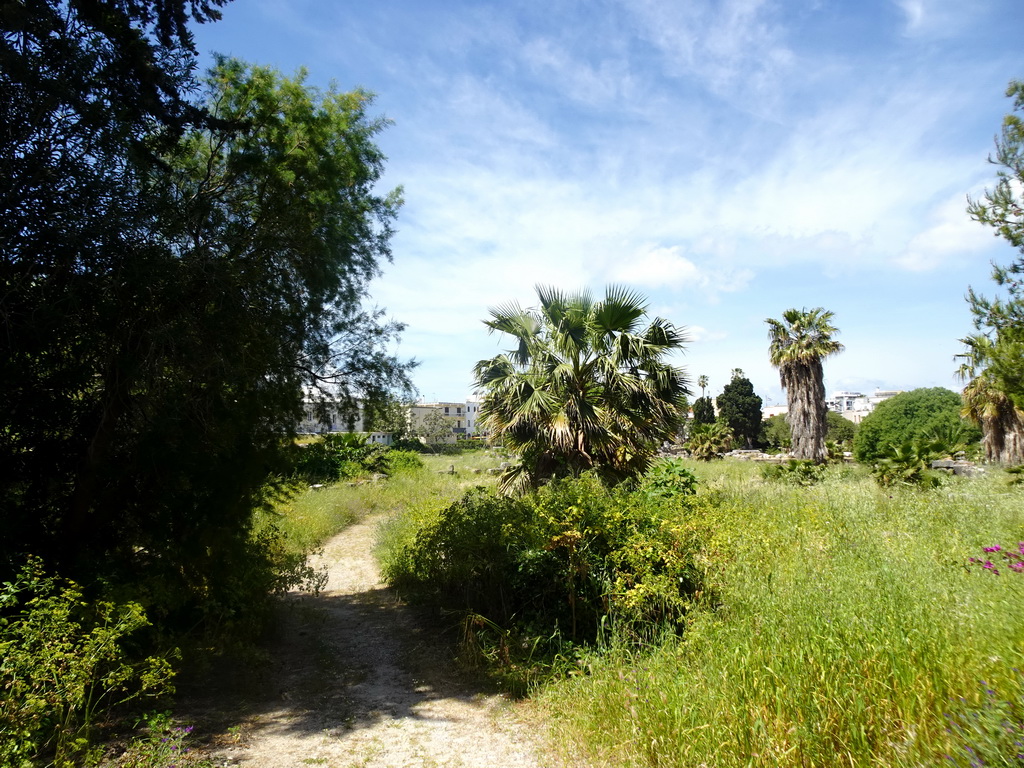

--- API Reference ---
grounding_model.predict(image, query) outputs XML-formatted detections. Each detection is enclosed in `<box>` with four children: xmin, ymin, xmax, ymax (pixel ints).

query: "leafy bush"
<box><xmin>870</xmin><ymin>438</ymin><xmax>945</xmax><ymax>488</ymax></box>
<box><xmin>385</xmin><ymin>449</ymin><xmax>424</xmax><ymax>474</ymax></box>
<box><xmin>293</xmin><ymin>433</ymin><xmax>395</xmax><ymax>482</ymax></box>
<box><xmin>686</xmin><ymin>422</ymin><xmax>733</xmax><ymax>460</ymax></box>
<box><xmin>0</xmin><ymin>559</ymin><xmax>173</xmax><ymax>767</ymax></box>
<box><xmin>386</xmin><ymin>475</ymin><xmax>706</xmax><ymax>646</ymax></box>
<box><xmin>641</xmin><ymin>459</ymin><xmax>699</xmax><ymax>499</ymax></box>
<box><xmin>854</xmin><ymin>388</ymin><xmax>979</xmax><ymax>462</ymax></box>
<box><xmin>762</xmin><ymin>459</ymin><xmax>828</xmax><ymax>486</ymax></box>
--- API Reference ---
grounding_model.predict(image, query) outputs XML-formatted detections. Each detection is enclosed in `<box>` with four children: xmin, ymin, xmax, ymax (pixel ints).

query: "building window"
<box><xmin>444</xmin><ymin>407</ymin><xmax>449</xmax><ymax>414</ymax></box>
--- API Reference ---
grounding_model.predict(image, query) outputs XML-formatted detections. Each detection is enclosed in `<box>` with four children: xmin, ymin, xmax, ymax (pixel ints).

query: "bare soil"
<box><xmin>179</xmin><ymin>512</ymin><xmax>558</xmax><ymax>768</ymax></box>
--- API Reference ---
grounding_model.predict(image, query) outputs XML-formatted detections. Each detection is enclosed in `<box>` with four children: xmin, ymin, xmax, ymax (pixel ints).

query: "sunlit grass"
<box><xmin>264</xmin><ymin>448</ymin><xmax>501</xmax><ymax>560</ymax></box>
<box><xmin>536</xmin><ymin>461</ymin><xmax>1024</xmax><ymax>768</ymax></box>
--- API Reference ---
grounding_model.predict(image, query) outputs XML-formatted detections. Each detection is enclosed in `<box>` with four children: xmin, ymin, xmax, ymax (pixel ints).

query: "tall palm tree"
<box><xmin>957</xmin><ymin>334</ymin><xmax>1024</xmax><ymax>464</ymax></box>
<box><xmin>766</xmin><ymin>308</ymin><xmax>844</xmax><ymax>462</ymax></box>
<box><xmin>474</xmin><ymin>285</ymin><xmax>690</xmax><ymax>494</ymax></box>
<box><xmin>697</xmin><ymin>375</ymin><xmax>709</xmax><ymax>399</ymax></box>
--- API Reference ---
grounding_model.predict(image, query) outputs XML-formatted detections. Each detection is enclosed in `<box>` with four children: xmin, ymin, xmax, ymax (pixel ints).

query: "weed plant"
<box><xmin>536</xmin><ymin>461</ymin><xmax>1024</xmax><ymax>768</ymax></box>
<box><xmin>0</xmin><ymin>560</ymin><xmax>173</xmax><ymax>767</ymax></box>
<box><xmin>113</xmin><ymin>713</ymin><xmax>213</xmax><ymax>767</ymax></box>
<box><xmin>378</xmin><ymin>470</ymin><xmax>706</xmax><ymax>694</ymax></box>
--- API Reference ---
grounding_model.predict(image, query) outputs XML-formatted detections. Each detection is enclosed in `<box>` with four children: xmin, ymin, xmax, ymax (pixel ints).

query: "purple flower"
<box><xmin>984</xmin><ymin>546</ymin><xmax>1002</xmax><ymax>553</ymax></box>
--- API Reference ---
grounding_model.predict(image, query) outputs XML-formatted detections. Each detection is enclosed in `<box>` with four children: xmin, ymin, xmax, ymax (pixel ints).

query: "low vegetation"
<box><xmin>370</xmin><ymin>455</ymin><xmax>1024</xmax><ymax>767</ymax></box>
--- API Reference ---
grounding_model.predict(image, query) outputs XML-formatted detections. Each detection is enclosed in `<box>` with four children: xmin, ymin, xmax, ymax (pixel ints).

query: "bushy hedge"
<box><xmin>294</xmin><ymin>434</ymin><xmax>422</xmax><ymax>482</ymax></box>
<box><xmin>382</xmin><ymin>470</ymin><xmax>705</xmax><ymax>644</ymax></box>
<box><xmin>853</xmin><ymin>388</ymin><xmax>978</xmax><ymax>462</ymax></box>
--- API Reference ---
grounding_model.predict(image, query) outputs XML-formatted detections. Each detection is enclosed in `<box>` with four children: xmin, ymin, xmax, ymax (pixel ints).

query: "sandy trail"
<box><xmin>189</xmin><ymin>512</ymin><xmax>552</xmax><ymax>768</ymax></box>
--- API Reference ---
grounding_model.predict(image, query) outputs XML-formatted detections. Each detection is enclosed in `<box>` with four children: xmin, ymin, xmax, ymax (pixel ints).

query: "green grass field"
<box><xmin>535</xmin><ymin>461</ymin><xmax>1024</xmax><ymax>767</ymax></box>
<box><xmin>273</xmin><ymin>454</ymin><xmax>1024</xmax><ymax>767</ymax></box>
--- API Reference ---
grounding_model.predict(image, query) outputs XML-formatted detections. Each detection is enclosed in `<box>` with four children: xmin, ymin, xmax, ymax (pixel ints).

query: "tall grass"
<box><xmin>265</xmin><ymin>450</ymin><xmax>499</xmax><ymax>564</ymax></box>
<box><xmin>537</xmin><ymin>462</ymin><xmax>1024</xmax><ymax>767</ymax></box>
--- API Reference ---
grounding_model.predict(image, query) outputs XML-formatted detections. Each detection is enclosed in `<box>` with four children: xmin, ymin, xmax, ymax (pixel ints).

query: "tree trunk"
<box><xmin>784</xmin><ymin>359</ymin><xmax>828</xmax><ymax>462</ymax></box>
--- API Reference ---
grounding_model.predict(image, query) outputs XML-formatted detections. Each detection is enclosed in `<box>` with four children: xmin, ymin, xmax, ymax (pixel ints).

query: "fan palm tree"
<box><xmin>474</xmin><ymin>285</ymin><xmax>690</xmax><ymax>494</ymax></box>
<box><xmin>957</xmin><ymin>334</ymin><xmax>1024</xmax><ymax>464</ymax></box>
<box><xmin>697</xmin><ymin>375</ymin><xmax>709</xmax><ymax>398</ymax></box>
<box><xmin>766</xmin><ymin>308</ymin><xmax>844</xmax><ymax>462</ymax></box>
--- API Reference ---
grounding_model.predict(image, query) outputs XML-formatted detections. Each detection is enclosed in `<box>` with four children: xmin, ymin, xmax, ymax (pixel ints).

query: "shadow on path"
<box><xmin>177</xmin><ymin>581</ymin><xmax>506</xmax><ymax>751</ymax></box>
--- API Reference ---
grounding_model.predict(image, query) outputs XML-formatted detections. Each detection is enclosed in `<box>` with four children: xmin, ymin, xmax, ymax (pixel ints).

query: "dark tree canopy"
<box><xmin>853</xmin><ymin>388</ymin><xmax>977</xmax><ymax>463</ymax></box>
<box><xmin>716</xmin><ymin>372</ymin><xmax>762</xmax><ymax>448</ymax></box>
<box><xmin>1</xmin><ymin>5</ymin><xmax>414</xmax><ymax>632</ymax></box>
<box><xmin>692</xmin><ymin>396</ymin><xmax>716</xmax><ymax>425</ymax></box>
<box><xmin>825</xmin><ymin>410</ymin><xmax>858</xmax><ymax>446</ymax></box>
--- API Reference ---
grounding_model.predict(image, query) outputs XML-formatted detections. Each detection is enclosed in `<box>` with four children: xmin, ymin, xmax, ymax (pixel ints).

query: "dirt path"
<box><xmin>188</xmin><ymin>513</ymin><xmax>554</xmax><ymax>768</ymax></box>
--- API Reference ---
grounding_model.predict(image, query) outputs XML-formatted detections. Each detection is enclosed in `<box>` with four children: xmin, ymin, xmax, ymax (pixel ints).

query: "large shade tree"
<box><xmin>1</xmin><ymin>49</ymin><xmax>414</xmax><ymax>629</ymax></box>
<box><xmin>474</xmin><ymin>286</ymin><xmax>689</xmax><ymax>494</ymax></box>
<box><xmin>766</xmin><ymin>308</ymin><xmax>844</xmax><ymax>462</ymax></box>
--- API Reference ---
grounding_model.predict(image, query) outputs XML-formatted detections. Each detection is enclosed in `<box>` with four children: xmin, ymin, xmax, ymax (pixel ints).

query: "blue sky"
<box><xmin>193</xmin><ymin>0</ymin><xmax>1023</xmax><ymax>407</ymax></box>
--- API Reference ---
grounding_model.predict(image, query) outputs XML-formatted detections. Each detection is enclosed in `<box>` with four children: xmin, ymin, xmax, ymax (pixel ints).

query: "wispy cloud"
<box><xmin>624</xmin><ymin>0</ymin><xmax>795</xmax><ymax>115</ymax></box>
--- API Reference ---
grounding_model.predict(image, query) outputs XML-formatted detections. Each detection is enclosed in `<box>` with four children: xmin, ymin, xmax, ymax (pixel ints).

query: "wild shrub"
<box><xmin>641</xmin><ymin>459</ymin><xmax>699</xmax><ymax>499</ymax></box>
<box><xmin>293</xmin><ymin>434</ymin><xmax>394</xmax><ymax>482</ymax></box>
<box><xmin>385</xmin><ymin>449</ymin><xmax>424</xmax><ymax>474</ymax></box>
<box><xmin>387</xmin><ymin>475</ymin><xmax>706</xmax><ymax>647</ymax></box>
<box><xmin>762</xmin><ymin>459</ymin><xmax>828</xmax><ymax>486</ymax></box>
<box><xmin>871</xmin><ymin>438</ymin><xmax>945</xmax><ymax>488</ymax></box>
<box><xmin>0</xmin><ymin>559</ymin><xmax>173</xmax><ymax>767</ymax></box>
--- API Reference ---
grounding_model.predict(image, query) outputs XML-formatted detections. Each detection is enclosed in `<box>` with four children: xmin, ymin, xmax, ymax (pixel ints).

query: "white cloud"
<box><xmin>688</xmin><ymin>325</ymin><xmax>729</xmax><ymax>343</ymax></box>
<box><xmin>624</xmin><ymin>0</ymin><xmax>795</xmax><ymax>115</ymax></box>
<box><xmin>604</xmin><ymin>244</ymin><xmax>753</xmax><ymax>298</ymax></box>
<box><xmin>897</xmin><ymin>192</ymin><xmax>995</xmax><ymax>271</ymax></box>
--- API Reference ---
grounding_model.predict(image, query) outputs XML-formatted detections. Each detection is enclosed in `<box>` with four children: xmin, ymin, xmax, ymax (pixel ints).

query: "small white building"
<box><xmin>465</xmin><ymin>393</ymin><xmax>484</xmax><ymax>436</ymax></box>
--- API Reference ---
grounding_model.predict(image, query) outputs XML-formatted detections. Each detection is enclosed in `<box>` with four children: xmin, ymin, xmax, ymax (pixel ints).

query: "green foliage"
<box><xmin>854</xmin><ymin>388</ymin><xmax>978</xmax><ymax>462</ymax></box>
<box><xmin>387</xmin><ymin>450</ymin><xmax>425</xmax><ymax>474</ymax></box>
<box><xmin>384</xmin><ymin>476</ymin><xmax>705</xmax><ymax>649</ymax></box>
<box><xmin>293</xmin><ymin>433</ymin><xmax>398</xmax><ymax>482</ymax></box>
<box><xmin>826</xmin><ymin>410</ymin><xmax>858</xmax><ymax>446</ymax></box>
<box><xmin>686</xmin><ymin>422</ymin><xmax>733</xmax><ymax>460</ymax></box>
<box><xmin>474</xmin><ymin>285</ymin><xmax>689</xmax><ymax>494</ymax></box>
<box><xmin>761</xmin><ymin>413</ymin><xmax>791</xmax><ymax>450</ymax></box>
<box><xmin>692</xmin><ymin>396</ymin><xmax>716</xmax><ymax>425</ymax></box>
<box><xmin>943</xmin><ymin>678</ymin><xmax>1024</xmax><ymax>768</ymax></box>
<box><xmin>0</xmin><ymin>49</ymin><xmax>413</xmax><ymax>647</ymax></box>
<box><xmin>414</xmin><ymin>410</ymin><xmax>455</xmax><ymax>448</ymax></box>
<box><xmin>641</xmin><ymin>460</ymin><xmax>699</xmax><ymax>500</ymax></box>
<box><xmin>956</xmin><ymin>82</ymin><xmax>1024</xmax><ymax>465</ymax></box>
<box><xmin>964</xmin><ymin>80</ymin><xmax>1024</xmax><ymax>412</ymax></box>
<box><xmin>762</xmin><ymin>459</ymin><xmax>828</xmax><ymax>486</ymax></box>
<box><xmin>536</xmin><ymin>461</ymin><xmax>1024</xmax><ymax>768</ymax></box>
<box><xmin>763</xmin><ymin>411</ymin><xmax>857</xmax><ymax>452</ymax></box>
<box><xmin>870</xmin><ymin>438</ymin><xmax>946</xmax><ymax>488</ymax></box>
<box><xmin>715</xmin><ymin>374</ymin><xmax>763</xmax><ymax>448</ymax></box>
<box><xmin>116</xmin><ymin>713</ymin><xmax>214</xmax><ymax>768</ymax></box>
<box><xmin>0</xmin><ymin>560</ymin><xmax>174</xmax><ymax>767</ymax></box>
